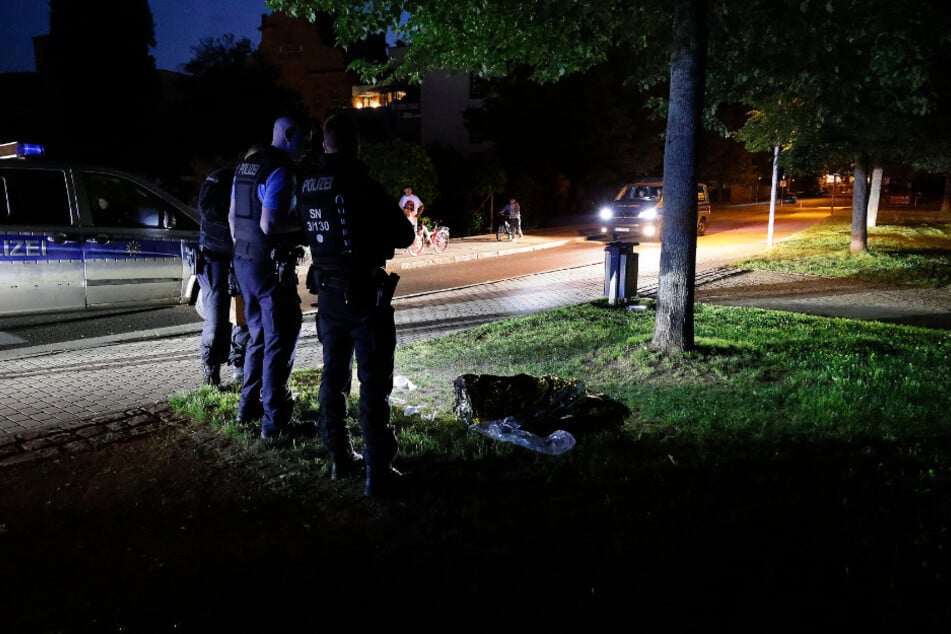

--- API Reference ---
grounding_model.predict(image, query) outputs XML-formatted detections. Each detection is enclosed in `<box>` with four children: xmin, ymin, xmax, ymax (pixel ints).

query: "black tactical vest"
<box><xmin>232</xmin><ymin>147</ymin><xmax>293</xmax><ymax>259</ymax></box>
<box><xmin>197</xmin><ymin>166</ymin><xmax>235</xmax><ymax>256</ymax></box>
<box><xmin>298</xmin><ymin>171</ymin><xmax>353</xmax><ymax>269</ymax></box>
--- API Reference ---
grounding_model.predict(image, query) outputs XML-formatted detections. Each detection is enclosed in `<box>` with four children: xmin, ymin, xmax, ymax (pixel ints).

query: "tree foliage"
<box><xmin>472</xmin><ymin>57</ymin><xmax>666</xmax><ymax>194</ymax></box>
<box><xmin>710</xmin><ymin>0</ymin><xmax>951</xmax><ymax>246</ymax></box>
<box><xmin>269</xmin><ymin>0</ymin><xmax>660</xmax><ymax>84</ymax></box>
<box><xmin>177</xmin><ymin>35</ymin><xmax>308</xmax><ymax>164</ymax></box>
<box><xmin>160</xmin><ymin>35</ymin><xmax>308</xmax><ymax>200</ymax></box>
<box><xmin>360</xmin><ymin>139</ymin><xmax>439</xmax><ymax>209</ymax></box>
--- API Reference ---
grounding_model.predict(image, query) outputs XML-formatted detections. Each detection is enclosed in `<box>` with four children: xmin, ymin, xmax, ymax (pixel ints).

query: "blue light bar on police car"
<box><xmin>0</xmin><ymin>142</ymin><xmax>46</xmax><ymax>159</ymax></box>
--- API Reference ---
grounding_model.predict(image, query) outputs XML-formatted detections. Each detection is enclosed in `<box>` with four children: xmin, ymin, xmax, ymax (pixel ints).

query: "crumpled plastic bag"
<box><xmin>469</xmin><ymin>416</ymin><xmax>576</xmax><ymax>455</ymax></box>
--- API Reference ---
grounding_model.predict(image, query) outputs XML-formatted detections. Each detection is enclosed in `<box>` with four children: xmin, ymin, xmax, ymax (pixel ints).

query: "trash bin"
<box><xmin>604</xmin><ymin>241</ymin><xmax>638</xmax><ymax>305</ymax></box>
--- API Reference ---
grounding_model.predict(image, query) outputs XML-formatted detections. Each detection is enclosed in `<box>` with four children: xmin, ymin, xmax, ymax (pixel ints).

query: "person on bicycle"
<box><xmin>499</xmin><ymin>197</ymin><xmax>523</xmax><ymax>239</ymax></box>
<box><xmin>399</xmin><ymin>186</ymin><xmax>425</xmax><ymax>235</ymax></box>
<box><xmin>400</xmin><ymin>186</ymin><xmax>432</xmax><ymax>246</ymax></box>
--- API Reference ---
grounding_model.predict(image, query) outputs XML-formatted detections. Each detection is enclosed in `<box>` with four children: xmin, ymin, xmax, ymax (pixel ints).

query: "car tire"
<box><xmin>697</xmin><ymin>216</ymin><xmax>708</xmax><ymax>237</ymax></box>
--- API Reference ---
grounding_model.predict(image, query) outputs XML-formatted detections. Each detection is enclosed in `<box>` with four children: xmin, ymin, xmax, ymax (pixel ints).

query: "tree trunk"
<box><xmin>867</xmin><ymin>165</ymin><xmax>883</xmax><ymax>227</ymax></box>
<box><xmin>651</xmin><ymin>0</ymin><xmax>707</xmax><ymax>353</ymax></box>
<box><xmin>942</xmin><ymin>172</ymin><xmax>951</xmax><ymax>214</ymax></box>
<box><xmin>851</xmin><ymin>157</ymin><xmax>870</xmax><ymax>254</ymax></box>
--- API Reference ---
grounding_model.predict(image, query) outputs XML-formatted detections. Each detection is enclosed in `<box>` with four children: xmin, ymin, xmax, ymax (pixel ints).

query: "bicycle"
<box><xmin>496</xmin><ymin>216</ymin><xmax>514</xmax><ymax>241</ymax></box>
<box><xmin>408</xmin><ymin>219</ymin><xmax>450</xmax><ymax>256</ymax></box>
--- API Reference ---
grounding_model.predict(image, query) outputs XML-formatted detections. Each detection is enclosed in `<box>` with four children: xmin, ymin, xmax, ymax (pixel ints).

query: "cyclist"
<box><xmin>499</xmin><ymin>197</ymin><xmax>523</xmax><ymax>240</ymax></box>
<box><xmin>400</xmin><ymin>186</ymin><xmax>432</xmax><ymax>247</ymax></box>
<box><xmin>399</xmin><ymin>186</ymin><xmax>426</xmax><ymax>236</ymax></box>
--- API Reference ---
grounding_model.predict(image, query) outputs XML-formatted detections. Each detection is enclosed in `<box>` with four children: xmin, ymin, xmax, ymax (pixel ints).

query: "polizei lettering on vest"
<box><xmin>301</xmin><ymin>176</ymin><xmax>334</xmax><ymax>193</ymax></box>
<box><xmin>235</xmin><ymin>163</ymin><xmax>260</xmax><ymax>177</ymax></box>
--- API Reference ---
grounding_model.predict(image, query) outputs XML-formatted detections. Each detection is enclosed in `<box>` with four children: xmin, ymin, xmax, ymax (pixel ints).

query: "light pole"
<box><xmin>767</xmin><ymin>145</ymin><xmax>779</xmax><ymax>247</ymax></box>
<box><xmin>831</xmin><ymin>173</ymin><xmax>838</xmax><ymax>214</ymax></box>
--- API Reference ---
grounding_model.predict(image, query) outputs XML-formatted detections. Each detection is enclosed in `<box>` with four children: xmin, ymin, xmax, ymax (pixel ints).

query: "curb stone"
<box><xmin>0</xmin><ymin>402</ymin><xmax>187</xmax><ymax>468</ymax></box>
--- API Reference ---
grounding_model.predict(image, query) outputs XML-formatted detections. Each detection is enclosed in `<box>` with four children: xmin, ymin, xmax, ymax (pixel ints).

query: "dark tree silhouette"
<box><xmin>472</xmin><ymin>57</ymin><xmax>665</xmax><ymax>217</ymax></box>
<box><xmin>176</xmin><ymin>35</ymin><xmax>306</xmax><ymax>166</ymax></box>
<box><xmin>44</xmin><ymin>0</ymin><xmax>160</xmax><ymax>169</ymax></box>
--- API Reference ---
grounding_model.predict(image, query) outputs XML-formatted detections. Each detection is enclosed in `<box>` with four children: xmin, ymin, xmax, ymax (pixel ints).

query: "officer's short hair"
<box><xmin>323</xmin><ymin>113</ymin><xmax>358</xmax><ymax>156</ymax></box>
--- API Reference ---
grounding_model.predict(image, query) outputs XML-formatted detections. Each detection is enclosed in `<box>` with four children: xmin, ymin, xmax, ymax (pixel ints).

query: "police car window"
<box><xmin>130</xmin><ymin>185</ymin><xmax>198</xmax><ymax>230</ymax></box>
<box><xmin>82</xmin><ymin>173</ymin><xmax>196</xmax><ymax>230</ymax></box>
<box><xmin>0</xmin><ymin>168</ymin><xmax>71</xmax><ymax>226</ymax></box>
<box><xmin>83</xmin><ymin>173</ymin><xmax>127</xmax><ymax>226</ymax></box>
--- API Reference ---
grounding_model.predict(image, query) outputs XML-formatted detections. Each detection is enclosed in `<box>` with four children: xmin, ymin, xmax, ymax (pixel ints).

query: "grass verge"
<box><xmin>734</xmin><ymin>212</ymin><xmax>951</xmax><ymax>285</ymax></box>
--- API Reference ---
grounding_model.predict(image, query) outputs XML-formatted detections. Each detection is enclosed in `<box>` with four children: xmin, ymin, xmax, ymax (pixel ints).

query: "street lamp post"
<box><xmin>767</xmin><ymin>145</ymin><xmax>779</xmax><ymax>247</ymax></box>
<box><xmin>831</xmin><ymin>173</ymin><xmax>838</xmax><ymax>214</ymax></box>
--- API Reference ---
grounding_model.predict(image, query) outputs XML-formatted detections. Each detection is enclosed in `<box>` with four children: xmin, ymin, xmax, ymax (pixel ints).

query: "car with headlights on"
<box><xmin>599</xmin><ymin>178</ymin><xmax>711</xmax><ymax>241</ymax></box>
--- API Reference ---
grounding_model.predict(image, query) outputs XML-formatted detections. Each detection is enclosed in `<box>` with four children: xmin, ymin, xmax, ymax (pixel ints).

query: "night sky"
<box><xmin>0</xmin><ymin>0</ymin><xmax>270</xmax><ymax>73</ymax></box>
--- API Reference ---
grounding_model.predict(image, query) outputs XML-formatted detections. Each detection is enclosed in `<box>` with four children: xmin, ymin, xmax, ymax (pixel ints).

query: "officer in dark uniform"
<box><xmin>228</xmin><ymin>117</ymin><xmax>304</xmax><ymax>440</ymax></box>
<box><xmin>298</xmin><ymin>112</ymin><xmax>415</xmax><ymax>497</ymax></box>
<box><xmin>196</xmin><ymin>162</ymin><xmax>250</xmax><ymax>386</ymax></box>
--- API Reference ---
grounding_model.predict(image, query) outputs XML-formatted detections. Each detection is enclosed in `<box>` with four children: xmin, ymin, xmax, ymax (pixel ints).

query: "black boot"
<box><xmin>331</xmin><ymin>451</ymin><xmax>365</xmax><ymax>480</ymax></box>
<box><xmin>364</xmin><ymin>465</ymin><xmax>403</xmax><ymax>498</ymax></box>
<box><xmin>202</xmin><ymin>363</ymin><xmax>221</xmax><ymax>386</ymax></box>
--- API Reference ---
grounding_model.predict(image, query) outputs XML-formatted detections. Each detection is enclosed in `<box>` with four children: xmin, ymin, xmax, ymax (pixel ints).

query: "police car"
<box><xmin>0</xmin><ymin>142</ymin><xmax>201</xmax><ymax>318</ymax></box>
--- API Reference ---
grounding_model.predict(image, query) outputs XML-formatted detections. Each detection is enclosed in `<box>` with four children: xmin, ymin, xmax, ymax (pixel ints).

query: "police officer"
<box><xmin>228</xmin><ymin>117</ymin><xmax>304</xmax><ymax>440</ymax></box>
<box><xmin>196</xmin><ymin>161</ymin><xmax>250</xmax><ymax>386</ymax></box>
<box><xmin>298</xmin><ymin>112</ymin><xmax>415</xmax><ymax>497</ymax></box>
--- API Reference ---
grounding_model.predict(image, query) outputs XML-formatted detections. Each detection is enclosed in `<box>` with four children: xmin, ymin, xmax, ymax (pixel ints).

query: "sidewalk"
<box><xmin>390</xmin><ymin>228</ymin><xmax>576</xmax><ymax>270</ymax></box>
<box><xmin>694</xmin><ymin>269</ymin><xmax>951</xmax><ymax>330</ymax></box>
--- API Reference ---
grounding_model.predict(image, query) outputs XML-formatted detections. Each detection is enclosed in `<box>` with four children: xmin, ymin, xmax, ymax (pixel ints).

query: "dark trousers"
<box><xmin>197</xmin><ymin>253</ymin><xmax>248</xmax><ymax>368</ymax></box>
<box><xmin>233</xmin><ymin>255</ymin><xmax>302</xmax><ymax>436</ymax></box>
<box><xmin>316</xmin><ymin>288</ymin><xmax>397</xmax><ymax>468</ymax></box>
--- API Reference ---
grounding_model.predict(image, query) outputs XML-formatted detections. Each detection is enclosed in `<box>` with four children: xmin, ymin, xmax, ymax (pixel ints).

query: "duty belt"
<box><xmin>317</xmin><ymin>267</ymin><xmax>384</xmax><ymax>293</ymax></box>
<box><xmin>319</xmin><ymin>274</ymin><xmax>353</xmax><ymax>292</ymax></box>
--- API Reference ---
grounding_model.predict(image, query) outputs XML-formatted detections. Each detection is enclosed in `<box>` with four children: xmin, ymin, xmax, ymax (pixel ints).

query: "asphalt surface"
<box><xmin>1</xmin><ymin>228</ymin><xmax>948</xmax><ymax>465</ymax></box>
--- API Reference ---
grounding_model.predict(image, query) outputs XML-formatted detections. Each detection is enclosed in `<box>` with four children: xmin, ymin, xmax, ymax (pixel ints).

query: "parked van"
<box><xmin>0</xmin><ymin>143</ymin><xmax>201</xmax><ymax>318</ymax></box>
<box><xmin>599</xmin><ymin>178</ymin><xmax>711</xmax><ymax>241</ymax></box>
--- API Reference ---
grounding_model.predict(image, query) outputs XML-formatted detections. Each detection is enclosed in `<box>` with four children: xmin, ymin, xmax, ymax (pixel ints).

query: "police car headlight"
<box><xmin>598</xmin><ymin>206</ymin><xmax>614</xmax><ymax>220</ymax></box>
<box><xmin>638</xmin><ymin>206</ymin><xmax>658</xmax><ymax>219</ymax></box>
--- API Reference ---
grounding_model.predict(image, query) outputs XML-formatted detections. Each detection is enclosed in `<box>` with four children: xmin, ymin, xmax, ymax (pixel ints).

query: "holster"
<box><xmin>306</xmin><ymin>264</ymin><xmax>320</xmax><ymax>295</ymax></box>
<box><xmin>193</xmin><ymin>249</ymin><xmax>205</xmax><ymax>275</ymax></box>
<box><xmin>377</xmin><ymin>271</ymin><xmax>400</xmax><ymax>307</ymax></box>
<box><xmin>227</xmin><ymin>267</ymin><xmax>241</xmax><ymax>297</ymax></box>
